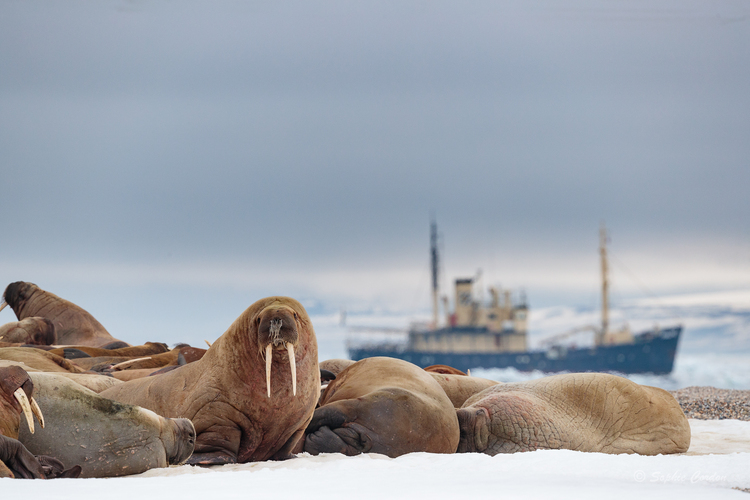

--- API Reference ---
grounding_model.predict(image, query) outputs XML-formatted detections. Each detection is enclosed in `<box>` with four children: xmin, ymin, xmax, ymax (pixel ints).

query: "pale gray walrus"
<box><xmin>1</xmin><ymin>281</ymin><xmax>129</xmax><ymax>348</ymax></box>
<box><xmin>101</xmin><ymin>296</ymin><xmax>320</xmax><ymax>464</ymax></box>
<box><xmin>305</xmin><ymin>357</ymin><xmax>460</xmax><ymax>457</ymax></box>
<box><xmin>457</xmin><ymin>372</ymin><xmax>691</xmax><ymax>455</ymax></box>
<box><xmin>0</xmin><ymin>365</ymin><xmax>80</xmax><ymax>479</ymax></box>
<box><xmin>18</xmin><ymin>372</ymin><xmax>196</xmax><ymax>478</ymax></box>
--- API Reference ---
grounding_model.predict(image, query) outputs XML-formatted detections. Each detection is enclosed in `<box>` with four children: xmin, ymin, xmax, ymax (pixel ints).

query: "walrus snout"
<box><xmin>257</xmin><ymin>309</ymin><xmax>299</xmax><ymax>347</ymax></box>
<box><xmin>165</xmin><ymin>418</ymin><xmax>196</xmax><ymax>465</ymax></box>
<box><xmin>257</xmin><ymin>306</ymin><xmax>300</xmax><ymax>399</ymax></box>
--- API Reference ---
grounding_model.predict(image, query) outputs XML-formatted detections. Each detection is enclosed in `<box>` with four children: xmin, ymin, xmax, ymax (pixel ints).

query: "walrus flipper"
<box><xmin>304</xmin><ymin>403</ymin><xmax>374</xmax><ymax>456</ymax></box>
<box><xmin>0</xmin><ymin>435</ymin><xmax>46</xmax><ymax>479</ymax></box>
<box><xmin>186</xmin><ymin>424</ymin><xmax>241</xmax><ymax>465</ymax></box>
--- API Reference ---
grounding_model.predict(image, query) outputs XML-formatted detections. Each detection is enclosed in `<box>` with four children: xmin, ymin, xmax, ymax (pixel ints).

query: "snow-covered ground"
<box><xmin>3</xmin><ymin>420</ymin><xmax>749</xmax><ymax>499</ymax></box>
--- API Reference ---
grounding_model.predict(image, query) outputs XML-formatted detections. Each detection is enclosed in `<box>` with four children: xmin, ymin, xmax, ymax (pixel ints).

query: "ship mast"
<box><xmin>598</xmin><ymin>223</ymin><xmax>609</xmax><ymax>346</ymax></box>
<box><xmin>430</xmin><ymin>217</ymin><xmax>439</xmax><ymax>330</ymax></box>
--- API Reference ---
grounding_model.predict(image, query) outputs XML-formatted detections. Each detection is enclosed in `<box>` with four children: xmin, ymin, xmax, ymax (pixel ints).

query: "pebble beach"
<box><xmin>671</xmin><ymin>387</ymin><xmax>750</xmax><ymax>421</ymax></box>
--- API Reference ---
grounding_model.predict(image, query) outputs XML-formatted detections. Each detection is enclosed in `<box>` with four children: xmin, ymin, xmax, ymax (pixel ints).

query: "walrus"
<box><xmin>48</xmin><ymin>342</ymin><xmax>169</xmax><ymax>359</ymax></box>
<box><xmin>319</xmin><ymin>358</ymin><xmax>356</xmax><ymax>377</ymax></box>
<box><xmin>428</xmin><ymin>372</ymin><xmax>500</xmax><ymax>408</ymax></box>
<box><xmin>457</xmin><ymin>372</ymin><xmax>691</xmax><ymax>456</ymax></box>
<box><xmin>0</xmin><ymin>347</ymin><xmax>86</xmax><ymax>373</ymax></box>
<box><xmin>101</xmin><ymin>296</ymin><xmax>320</xmax><ymax>465</ymax></box>
<box><xmin>305</xmin><ymin>357</ymin><xmax>460</xmax><ymax>458</ymax></box>
<box><xmin>424</xmin><ymin>364</ymin><xmax>468</xmax><ymax>376</ymax></box>
<box><xmin>18</xmin><ymin>372</ymin><xmax>195</xmax><ymax>478</ymax></box>
<box><xmin>0</xmin><ymin>366</ymin><xmax>80</xmax><ymax>479</ymax></box>
<box><xmin>0</xmin><ymin>360</ymin><xmax>123</xmax><ymax>393</ymax></box>
<box><xmin>1</xmin><ymin>281</ymin><xmax>128</xmax><ymax>348</ymax></box>
<box><xmin>0</xmin><ymin>318</ymin><xmax>55</xmax><ymax>345</ymax></box>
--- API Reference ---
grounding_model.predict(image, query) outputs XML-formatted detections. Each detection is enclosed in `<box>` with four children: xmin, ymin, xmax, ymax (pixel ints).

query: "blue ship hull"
<box><xmin>349</xmin><ymin>326</ymin><xmax>681</xmax><ymax>375</ymax></box>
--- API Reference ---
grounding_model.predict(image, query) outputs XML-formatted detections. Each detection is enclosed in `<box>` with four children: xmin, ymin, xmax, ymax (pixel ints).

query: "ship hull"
<box><xmin>349</xmin><ymin>326</ymin><xmax>681</xmax><ymax>375</ymax></box>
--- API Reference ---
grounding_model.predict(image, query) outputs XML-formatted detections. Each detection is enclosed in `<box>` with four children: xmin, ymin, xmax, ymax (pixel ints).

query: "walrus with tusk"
<box><xmin>0</xmin><ymin>365</ymin><xmax>80</xmax><ymax>479</ymax></box>
<box><xmin>1</xmin><ymin>281</ymin><xmax>130</xmax><ymax>348</ymax></box>
<box><xmin>101</xmin><ymin>296</ymin><xmax>320</xmax><ymax>465</ymax></box>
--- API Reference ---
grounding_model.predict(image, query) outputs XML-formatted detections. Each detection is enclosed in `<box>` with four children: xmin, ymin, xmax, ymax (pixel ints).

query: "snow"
<box><xmin>3</xmin><ymin>420</ymin><xmax>749</xmax><ymax>499</ymax></box>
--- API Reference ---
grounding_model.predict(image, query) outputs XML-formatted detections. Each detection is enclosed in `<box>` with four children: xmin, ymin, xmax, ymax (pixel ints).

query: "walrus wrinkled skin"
<box><xmin>428</xmin><ymin>372</ymin><xmax>500</xmax><ymax>408</ymax></box>
<box><xmin>1</xmin><ymin>281</ymin><xmax>128</xmax><ymax>348</ymax></box>
<box><xmin>101</xmin><ymin>296</ymin><xmax>320</xmax><ymax>465</ymax></box>
<box><xmin>457</xmin><ymin>373</ymin><xmax>691</xmax><ymax>456</ymax></box>
<box><xmin>18</xmin><ymin>372</ymin><xmax>195</xmax><ymax>478</ymax></box>
<box><xmin>305</xmin><ymin>357</ymin><xmax>460</xmax><ymax>458</ymax></box>
<box><xmin>0</xmin><ymin>318</ymin><xmax>55</xmax><ymax>346</ymax></box>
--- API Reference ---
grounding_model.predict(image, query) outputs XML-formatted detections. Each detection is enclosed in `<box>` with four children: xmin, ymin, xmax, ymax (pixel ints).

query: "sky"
<box><xmin>1</xmin><ymin>0</ymin><xmax>749</xmax><ymax>345</ymax></box>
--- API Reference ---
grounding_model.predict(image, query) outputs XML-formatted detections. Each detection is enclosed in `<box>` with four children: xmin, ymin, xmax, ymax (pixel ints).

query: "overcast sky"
<box><xmin>1</xmin><ymin>1</ymin><xmax>749</xmax><ymax>343</ymax></box>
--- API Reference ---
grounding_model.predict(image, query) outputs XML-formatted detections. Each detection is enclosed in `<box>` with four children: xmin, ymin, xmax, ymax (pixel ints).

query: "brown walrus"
<box><xmin>0</xmin><ymin>347</ymin><xmax>86</xmax><ymax>374</ymax></box>
<box><xmin>424</xmin><ymin>364</ymin><xmax>468</xmax><ymax>376</ymax></box>
<box><xmin>101</xmin><ymin>296</ymin><xmax>320</xmax><ymax>465</ymax></box>
<box><xmin>305</xmin><ymin>357</ymin><xmax>460</xmax><ymax>457</ymax></box>
<box><xmin>319</xmin><ymin>358</ymin><xmax>356</xmax><ymax>377</ymax></box>
<box><xmin>428</xmin><ymin>372</ymin><xmax>500</xmax><ymax>408</ymax></box>
<box><xmin>0</xmin><ymin>318</ymin><xmax>56</xmax><ymax>346</ymax></box>
<box><xmin>0</xmin><ymin>364</ymin><xmax>45</xmax><ymax>478</ymax></box>
<box><xmin>48</xmin><ymin>342</ymin><xmax>169</xmax><ymax>359</ymax></box>
<box><xmin>457</xmin><ymin>372</ymin><xmax>691</xmax><ymax>455</ymax></box>
<box><xmin>1</xmin><ymin>281</ymin><xmax>128</xmax><ymax>348</ymax></box>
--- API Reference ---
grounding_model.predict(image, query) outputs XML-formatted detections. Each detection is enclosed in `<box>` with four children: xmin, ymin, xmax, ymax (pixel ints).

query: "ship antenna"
<box><xmin>598</xmin><ymin>222</ymin><xmax>609</xmax><ymax>346</ymax></box>
<box><xmin>431</xmin><ymin>215</ymin><xmax>439</xmax><ymax>330</ymax></box>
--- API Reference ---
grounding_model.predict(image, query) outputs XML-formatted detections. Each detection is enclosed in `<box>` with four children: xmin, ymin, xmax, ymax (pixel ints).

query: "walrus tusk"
<box><xmin>0</xmin><ymin>300</ymin><xmax>7</xmax><ymax>313</ymax></box>
<box><xmin>286</xmin><ymin>343</ymin><xmax>296</xmax><ymax>396</ymax></box>
<box><xmin>467</xmin><ymin>369</ymin><xmax>471</xmax><ymax>377</ymax></box>
<box><xmin>30</xmin><ymin>397</ymin><xmax>45</xmax><ymax>429</ymax></box>
<box><xmin>265</xmin><ymin>343</ymin><xmax>273</xmax><ymax>398</ymax></box>
<box><xmin>14</xmin><ymin>388</ymin><xmax>36</xmax><ymax>434</ymax></box>
<box><xmin>111</xmin><ymin>357</ymin><xmax>152</xmax><ymax>371</ymax></box>
<box><xmin>204</xmin><ymin>339</ymin><xmax>212</xmax><ymax>348</ymax></box>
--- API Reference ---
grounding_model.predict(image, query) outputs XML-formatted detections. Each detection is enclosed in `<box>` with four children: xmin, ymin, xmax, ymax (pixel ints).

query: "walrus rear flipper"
<box><xmin>36</xmin><ymin>456</ymin><xmax>82</xmax><ymax>479</ymax></box>
<box><xmin>304</xmin><ymin>404</ymin><xmax>373</xmax><ymax>456</ymax></box>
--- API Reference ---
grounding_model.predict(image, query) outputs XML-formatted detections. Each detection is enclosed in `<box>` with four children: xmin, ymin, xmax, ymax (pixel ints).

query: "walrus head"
<box><xmin>1</xmin><ymin>281</ymin><xmax>39</xmax><ymax>315</ymax></box>
<box><xmin>0</xmin><ymin>366</ymin><xmax>45</xmax><ymax>437</ymax></box>
<box><xmin>255</xmin><ymin>303</ymin><xmax>301</xmax><ymax>398</ymax></box>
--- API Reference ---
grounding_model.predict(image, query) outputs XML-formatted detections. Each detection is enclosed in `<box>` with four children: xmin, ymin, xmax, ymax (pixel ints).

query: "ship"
<box><xmin>347</xmin><ymin>221</ymin><xmax>682</xmax><ymax>375</ymax></box>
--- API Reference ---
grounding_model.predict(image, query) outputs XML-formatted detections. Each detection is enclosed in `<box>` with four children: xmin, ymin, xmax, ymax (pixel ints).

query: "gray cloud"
<box><xmin>1</xmin><ymin>0</ymin><xmax>749</xmax><ymax>320</ymax></box>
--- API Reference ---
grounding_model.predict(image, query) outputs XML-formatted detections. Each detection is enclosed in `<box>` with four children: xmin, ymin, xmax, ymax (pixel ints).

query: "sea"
<box><xmin>314</xmin><ymin>288</ymin><xmax>750</xmax><ymax>391</ymax></box>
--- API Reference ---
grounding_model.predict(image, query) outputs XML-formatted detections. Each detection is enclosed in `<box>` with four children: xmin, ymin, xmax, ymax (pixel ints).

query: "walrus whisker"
<box><xmin>30</xmin><ymin>396</ymin><xmax>45</xmax><ymax>429</ymax></box>
<box><xmin>286</xmin><ymin>342</ymin><xmax>296</xmax><ymax>396</ymax></box>
<box><xmin>269</xmin><ymin>318</ymin><xmax>283</xmax><ymax>345</ymax></box>
<box><xmin>265</xmin><ymin>343</ymin><xmax>273</xmax><ymax>398</ymax></box>
<box><xmin>14</xmin><ymin>387</ymin><xmax>36</xmax><ymax>434</ymax></box>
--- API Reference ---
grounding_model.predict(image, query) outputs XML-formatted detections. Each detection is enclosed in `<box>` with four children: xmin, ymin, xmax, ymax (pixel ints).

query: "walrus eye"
<box><xmin>293</xmin><ymin>312</ymin><xmax>298</xmax><ymax>320</ymax></box>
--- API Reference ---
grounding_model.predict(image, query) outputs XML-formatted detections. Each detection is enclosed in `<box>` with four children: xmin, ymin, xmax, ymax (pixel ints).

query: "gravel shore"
<box><xmin>669</xmin><ymin>386</ymin><xmax>750</xmax><ymax>421</ymax></box>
